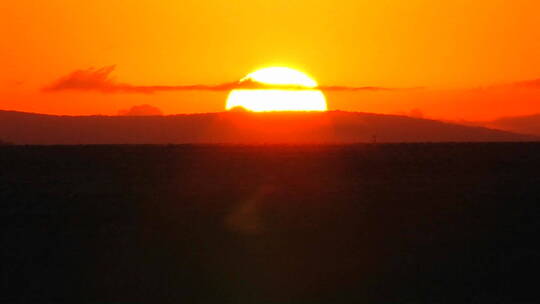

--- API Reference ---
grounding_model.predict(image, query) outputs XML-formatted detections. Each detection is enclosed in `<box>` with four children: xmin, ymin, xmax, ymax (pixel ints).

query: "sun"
<box><xmin>226</xmin><ymin>67</ymin><xmax>327</xmax><ymax>112</ymax></box>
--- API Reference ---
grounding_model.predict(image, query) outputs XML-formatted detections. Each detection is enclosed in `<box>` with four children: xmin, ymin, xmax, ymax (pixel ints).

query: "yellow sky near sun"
<box><xmin>1</xmin><ymin>0</ymin><xmax>540</xmax><ymax>119</ymax></box>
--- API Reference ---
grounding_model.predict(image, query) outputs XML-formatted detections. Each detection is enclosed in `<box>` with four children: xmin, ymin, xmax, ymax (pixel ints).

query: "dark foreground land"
<box><xmin>2</xmin><ymin>144</ymin><xmax>540</xmax><ymax>303</ymax></box>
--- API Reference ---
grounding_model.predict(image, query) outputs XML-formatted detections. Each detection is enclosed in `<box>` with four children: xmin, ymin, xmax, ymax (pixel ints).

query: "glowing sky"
<box><xmin>1</xmin><ymin>1</ymin><xmax>540</xmax><ymax>120</ymax></box>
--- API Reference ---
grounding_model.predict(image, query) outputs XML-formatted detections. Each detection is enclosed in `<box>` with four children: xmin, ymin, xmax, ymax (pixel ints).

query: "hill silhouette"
<box><xmin>483</xmin><ymin>113</ymin><xmax>540</xmax><ymax>136</ymax></box>
<box><xmin>0</xmin><ymin>110</ymin><xmax>535</xmax><ymax>144</ymax></box>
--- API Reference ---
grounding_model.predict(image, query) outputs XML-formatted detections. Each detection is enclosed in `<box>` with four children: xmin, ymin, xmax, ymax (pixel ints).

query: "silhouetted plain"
<box><xmin>2</xmin><ymin>144</ymin><xmax>539</xmax><ymax>303</ymax></box>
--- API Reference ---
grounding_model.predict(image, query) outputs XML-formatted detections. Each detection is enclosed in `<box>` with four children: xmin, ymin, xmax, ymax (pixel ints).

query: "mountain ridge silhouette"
<box><xmin>0</xmin><ymin>110</ymin><xmax>536</xmax><ymax>144</ymax></box>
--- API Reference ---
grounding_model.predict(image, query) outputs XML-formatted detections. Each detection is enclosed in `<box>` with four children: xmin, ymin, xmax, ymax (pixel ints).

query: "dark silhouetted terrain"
<box><xmin>2</xmin><ymin>144</ymin><xmax>540</xmax><ymax>303</ymax></box>
<box><xmin>0</xmin><ymin>110</ymin><xmax>536</xmax><ymax>144</ymax></box>
<box><xmin>484</xmin><ymin>113</ymin><xmax>540</xmax><ymax>136</ymax></box>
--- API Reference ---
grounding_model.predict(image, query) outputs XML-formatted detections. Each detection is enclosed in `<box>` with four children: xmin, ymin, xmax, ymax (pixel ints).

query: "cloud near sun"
<box><xmin>43</xmin><ymin>66</ymin><xmax>404</xmax><ymax>94</ymax></box>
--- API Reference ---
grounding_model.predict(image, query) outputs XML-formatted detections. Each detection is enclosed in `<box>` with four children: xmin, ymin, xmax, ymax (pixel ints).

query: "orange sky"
<box><xmin>1</xmin><ymin>0</ymin><xmax>540</xmax><ymax>120</ymax></box>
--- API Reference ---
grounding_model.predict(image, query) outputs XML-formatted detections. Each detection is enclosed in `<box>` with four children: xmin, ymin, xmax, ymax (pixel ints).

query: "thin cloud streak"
<box><xmin>513</xmin><ymin>78</ymin><xmax>540</xmax><ymax>89</ymax></box>
<box><xmin>482</xmin><ymin>78</ymin><xmax>540</xmax><ymax>90</ymax></box>
<box><xmin>317</xmin><ymin>85</ymin><xmax>418</xmax><ymax>91</ymax></box>
<box><xmin>43</xmin><ymin>66</ymin><xmax>407</xmax><ymax>94</ymax></box>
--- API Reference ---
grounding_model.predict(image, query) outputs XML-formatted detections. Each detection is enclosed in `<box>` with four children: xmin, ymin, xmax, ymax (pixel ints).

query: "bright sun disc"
<box><xmin>226</xmin><ymin>67</ymin><xmax>327</xmax><ymax>112</ymax></box>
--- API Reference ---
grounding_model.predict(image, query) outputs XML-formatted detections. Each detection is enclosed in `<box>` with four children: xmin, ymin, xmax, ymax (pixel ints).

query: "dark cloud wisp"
<box><xmin>513</xmin><ymin>78</ymin><xmax>540</xmax><ymax>89</ymax></box>
<box><xmin>43</xmin><ymin>66</ymin><xmax>408</xmax><ymax>94</ymax></box>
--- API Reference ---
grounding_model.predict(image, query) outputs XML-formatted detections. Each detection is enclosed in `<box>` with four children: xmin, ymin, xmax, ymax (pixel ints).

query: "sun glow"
<box><xmin>226</xmin><ymin>67</ymin><xmax>327</xmax><ymax>112</ymax></box>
